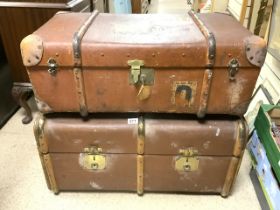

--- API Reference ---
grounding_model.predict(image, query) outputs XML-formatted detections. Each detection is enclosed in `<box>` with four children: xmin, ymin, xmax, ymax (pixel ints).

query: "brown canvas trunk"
<box><xmin>34</xmin><ymin>114</ymin><xmax>247</xmax><ymax>197</ymax></box>
<box><xmin>21</xmin><ymin>11</ymin><xmax>266</xmax><ymax>118</ymax></box>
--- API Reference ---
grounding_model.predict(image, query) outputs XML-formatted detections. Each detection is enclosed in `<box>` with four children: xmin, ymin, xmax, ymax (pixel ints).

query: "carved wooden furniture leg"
<box><xmin>12</xmin><ymin>83</ymin><xmax>33</xmax><ymax>124</ymax></box>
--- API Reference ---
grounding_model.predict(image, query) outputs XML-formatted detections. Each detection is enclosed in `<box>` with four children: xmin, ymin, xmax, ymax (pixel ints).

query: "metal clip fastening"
<box><xmin>228</xmin><ymin>58</ymin><xmax>240</xmax><ymax>80</ymax></box>
<box><xmin>128</xmin><ymin>60</ymin><xmax>144</xmax><ymax>84</ymax></box>
<box><xmin>47</xmin><ymin>58</ymin><xmax>58</xmax><ymax>76</ymax></box>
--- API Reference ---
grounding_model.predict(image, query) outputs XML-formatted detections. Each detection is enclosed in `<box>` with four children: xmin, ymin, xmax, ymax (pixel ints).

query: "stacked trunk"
<box><xmin>21</xmin><ymin>10</ymin><xmax>266</xmax><ymax>197</ymax></box>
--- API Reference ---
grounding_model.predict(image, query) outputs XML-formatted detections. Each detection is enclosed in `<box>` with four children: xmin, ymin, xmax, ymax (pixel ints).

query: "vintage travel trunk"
<box><xmin>21</xmin><ymin>11</ymin><xmax>266</xmax><ymax>118</ymax></box>
<box><xmin>34</xmin><ymin>114</ymin><xmax>247</xmax><ymax>197</ymax></box>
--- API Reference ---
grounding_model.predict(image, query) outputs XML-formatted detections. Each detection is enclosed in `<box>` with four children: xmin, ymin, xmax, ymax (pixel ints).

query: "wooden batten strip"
<box><xmin>221</xmin><ymin>157</ymin><xmax>239</xmax><ymax>197</ymax></box>
<box><xmin>137</xmin><ymin>155</ymin><xmax>144</xmax><ymax>195</ymax></box>
<box><xmin>43</xmin><ymin>154</ymin><xmax>59</xmax><ymax>194</ymax></box>
<box><xmin>233</xmin><ymin>119</ymin><xmax>248</xmax><ymax>157</ymax></box>
<box><xmin>137</xmin><ymin>116</ymin><xmax>145</xmax><ymax>195</ymax></box>
<box><xmin>137</xmin><ymin>117</ymin><xmax>145</xmax><ymax>155</ymax></box>
<box><xmin>222</xmin><ymin>119</ymin><xmax>248</xmax><ymax>197</ymax></box>
<box><xmin>34</xmin><ymin>115</ymin><xmax>58</xmax><ymax>194</ymax></box>
<box><xmin>33</xmin><ymin>114</ymin><xmax>48</xmax><ymax>154</ymax></box>
<box><xmin>37</xmin><ymin>152</ymin><xmax>52</xmax><ymax>190</ymax></box>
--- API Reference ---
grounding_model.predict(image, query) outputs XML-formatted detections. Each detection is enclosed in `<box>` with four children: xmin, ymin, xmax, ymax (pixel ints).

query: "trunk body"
<box><xmin>21</xmin><ymin>12</ymin><xmax>266</xmax><ymax>117</ymax></box>
<box><xmin>34</xmin><ymin>114</ymin><xmax>247</xmax><ymax>196</ymax></box>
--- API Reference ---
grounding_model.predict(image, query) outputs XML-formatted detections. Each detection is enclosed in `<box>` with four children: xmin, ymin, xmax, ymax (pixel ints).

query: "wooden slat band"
<box><xmin>137</xmin><ymin>117</ymin><xmax>145</xmax><ymax>195</ymax></box>
<box><xmin>137</xmin><ymin>155</ymin><xmax>144</xmax><ymax>195</ymax></box>
<box><xmin>221</xmin><ymin>157</ymin><xmax>239</xmax><ymax>197</ymax></box>
<box><xmin>37</xmin><ymin>152</ymin><xmax>52</xmax><ymax>190</ymax></box>
<box><xmin>43</xmin><ymin>154</ymin><xmax>59</xmax><ymax>194</ymax></box>
<box><xmin>72</xmin><ymin>10</ymin><xmax>99</xmax><ymax>117</ymax></box>
<box><xmin>34</xmin><ymin>114</ymin><xmax>48</xmax><ymax>154</ymax></box>
<box><xmin>137</xmin><ymin>116</ymin><xmax>145</xmax><ymax>155</ymax></box>
<box><xmin>188</xmin><ymin>11</ymin><xmax>216</xmax><ymax>118</ymax></box>
<box><xmin>222</xmin><ymin>119</ymin><xmax>248</xmax><ymax>197</ymax></box>
<box><xmin>233</xmin><ymin>119</ymin><xmax>248</xmax><ymax>157</ymax></box>
<box><xmin>34</xmin><ymin>116</ymin><xmax>58</xmax><ymax>194</ymax></box>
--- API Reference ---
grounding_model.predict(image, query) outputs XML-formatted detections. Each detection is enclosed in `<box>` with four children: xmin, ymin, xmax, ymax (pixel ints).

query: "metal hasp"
<box><xmin>128</xmin><ymin>59</ymin><xmax>144</xmax><ymax>84</ymax></box>
<box><xmin>128</xmin><ymin>60</ymin><xmax>154</xmax><ymax>101</ymax></box>
<box><xmin>47</xmin><ymin>58</ymin><xmax>58</xmax><ymax>76</ymax></box>
<box><xmin>188</xmin><ymin>10</ymin><xmax>216</xmax><ymax>118</ymax></box>
<box><xmin>127</xmin><ymin>60</ymin><xmax>155</xmax><ymax>85</ymax></box>
<box><xmin>228</xmin><ymin>58</ymin><xmax>240</xmax><ymax>80</ymax></box>
<box><xmin>82</xmin><ymin>146</ymin><xmax>106</xmax><ymax>170</ymax></box>
<box><xmin>175</xmin><ymin>148</ymin><xmax>199</xmax><ymax>172</ymax></box>
<box><xmin>72</xmin><ymin>11</ymin><xmax>99</xmax><ymax>117</ymax></box>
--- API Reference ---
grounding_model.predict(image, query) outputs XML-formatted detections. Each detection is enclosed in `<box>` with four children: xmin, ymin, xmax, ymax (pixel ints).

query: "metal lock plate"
<box><xmin>175</xmin><ymin>148</ymin><xmax>199</xmax><ymax>172</ymax></box>
<box><xmin>82</xmin><ymin>147</ymin><xmax>106</xmax><ymax>170</ymax></box>
<box><xmin>175</xmin><ymin>156</ymin><xmax>199</xmax><ymax>172</ymax></box>
<box><xmin>128</xmin><ymin>60</ymin><xmax>154</xmax><ymax>85</ymax></box>
<box><xmin>83</xmin><ymin>154</ymin><xmax>106</xmax><ymax>170</ymax></box>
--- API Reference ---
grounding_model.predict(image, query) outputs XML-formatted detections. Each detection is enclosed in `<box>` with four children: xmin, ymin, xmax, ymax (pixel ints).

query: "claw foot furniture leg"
<box><xmin>12</xmin><ymin>82</ymin><xmax>33</xmax><ymax>124</ymax></box>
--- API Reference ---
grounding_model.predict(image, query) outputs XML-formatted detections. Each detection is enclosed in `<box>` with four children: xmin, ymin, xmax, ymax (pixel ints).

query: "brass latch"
<box><xmin>127</xmin><ymin>60</ymin><xmax>154</xmax><ymax>101</ymax></box>
<box><xmin>127</xmin><ymin>60</ymin><xmax>154</xmax><ymax>85</ymax></box>
<box><xmin>81</xmin><ymin>146</ymin><xmax>106</xmax><ymax>170</ymax></box>
<box><xmin>175</xmin><ymin>148</ymin><xmax>199</xmax><ymax>172</ymax></box>
<box><xmin>128</xmin><ymin>59</ymin><xmax>144</xmax><ymax>84</ymax></box>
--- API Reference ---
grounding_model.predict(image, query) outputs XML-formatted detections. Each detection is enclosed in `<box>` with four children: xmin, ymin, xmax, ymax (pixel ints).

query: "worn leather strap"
<box><xmin>72</xmin><ymin>11</ymin><xmax>99</xmax><ymax>117</ymax></box>
<box><xmin>188</xmin><ymin>11</ymin><xmax>216</xmax><ymax>118</ymax></box>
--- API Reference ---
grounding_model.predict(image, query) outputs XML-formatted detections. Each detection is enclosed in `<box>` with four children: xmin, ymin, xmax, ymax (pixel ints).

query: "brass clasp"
<box><xmin>128</xmin><ymin>59</ymin><xmax>144</xmax><ymax>84</ymax></box>
<box><xmin>81</xmin><ymin>146</ymin><xmax>106</xmax><ymax>170</ymax></box>
<box><xmin>175</xmin><ymin>148</ymin><xmax>199</xmax><ymax>172</ymax></box>
<box><xmin>127</xmin><ymin>60</ymin><xmax>154</xmax><ymax>101</ymax></box>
